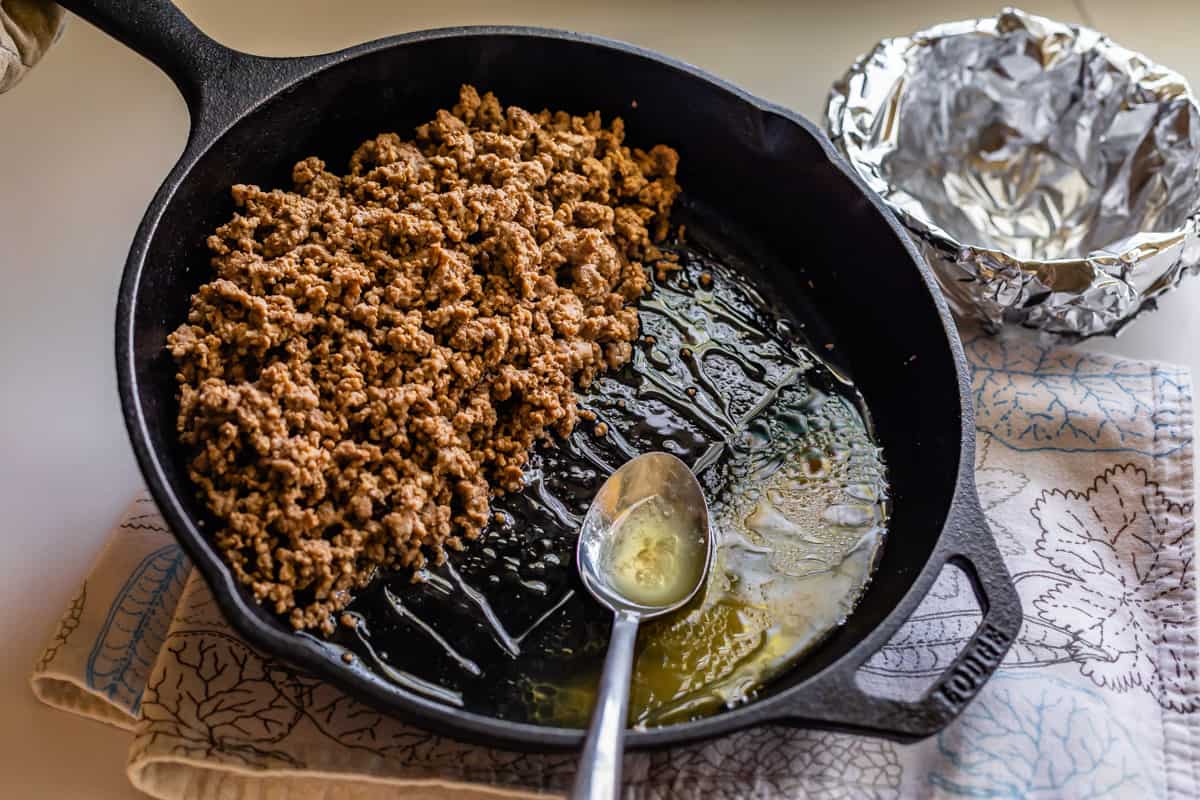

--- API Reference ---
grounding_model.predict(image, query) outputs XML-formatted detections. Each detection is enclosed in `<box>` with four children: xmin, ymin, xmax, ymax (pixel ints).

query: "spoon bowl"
<box><xmin>576</xmin><ymin>452</ymin><xmax>714</xmax><ymax>618</ymax></box>
<box><xmin>570</xmin><ymin>452</ymin><xmax>714</xmax><ymax>799</ymax></box>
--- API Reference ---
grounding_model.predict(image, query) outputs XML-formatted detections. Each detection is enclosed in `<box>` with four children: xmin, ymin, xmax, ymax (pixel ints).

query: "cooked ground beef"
<box><xmin>168</xmin><ymin>86</ymin><xmax>680</xmax><ymax>633</ymax></box>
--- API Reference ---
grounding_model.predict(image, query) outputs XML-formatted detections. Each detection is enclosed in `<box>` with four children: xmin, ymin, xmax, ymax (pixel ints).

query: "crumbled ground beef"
<box><xmin>168</xmin><ymin>86</ymin><xmax>680</xmax><ymax>633</ymax></box>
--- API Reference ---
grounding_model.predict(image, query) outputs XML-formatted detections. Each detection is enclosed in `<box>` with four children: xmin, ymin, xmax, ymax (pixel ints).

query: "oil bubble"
<box><xmin>820</xmin><ymin>503</ymin><xmax>876</xmax><ymax>528</ymax></box>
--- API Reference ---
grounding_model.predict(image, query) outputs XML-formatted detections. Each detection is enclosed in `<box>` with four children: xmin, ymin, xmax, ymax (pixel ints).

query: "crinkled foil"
<box><xmin>825</xmin><ymin>7</ymin><xmax>1200</xmax><ymax>338</ymax></box>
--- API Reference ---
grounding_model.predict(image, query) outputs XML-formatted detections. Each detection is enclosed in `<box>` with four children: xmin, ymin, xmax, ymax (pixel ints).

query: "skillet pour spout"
<box><xmin>59</xmin><ymin>0</ymin><xmax>1022</xmax><ymax>750</ymax></box>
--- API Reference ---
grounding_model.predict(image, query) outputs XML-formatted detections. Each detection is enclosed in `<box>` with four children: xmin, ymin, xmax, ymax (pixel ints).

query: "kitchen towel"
<box><xmin>1</xmin><ymin>0</ymin><xmax>65</xmax><ymax>94</ymax></box>
<box><xmin>31</xmin><ymin>328</ymin><xmax>1199</xmax><ymax>799</ymax></box>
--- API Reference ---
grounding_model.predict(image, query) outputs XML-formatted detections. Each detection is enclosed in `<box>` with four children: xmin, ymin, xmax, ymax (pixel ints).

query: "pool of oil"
<box><xmin>323</xmin><ymin>232</ymin><xmax>889</xmax><ymax>728</ymax></box>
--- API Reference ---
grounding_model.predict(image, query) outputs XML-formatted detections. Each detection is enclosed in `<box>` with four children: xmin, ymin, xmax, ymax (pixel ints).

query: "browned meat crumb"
<box><xmin>593</xmin><ymin>422</ymin><xmax>609</xmax><ymax>437</ymax></box>
<box><xmin>654</xmin><ymin>257</ymin><xmax>683</xmax><ymax>282</ymax></box>
<box><xmin>168</xmin><ymin>85</ymin><xmax>680</xmax><ymax>633</ymax></box>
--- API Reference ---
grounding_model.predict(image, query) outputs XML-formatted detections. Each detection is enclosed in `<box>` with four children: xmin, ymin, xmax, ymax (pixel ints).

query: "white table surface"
<box><xmin>1</xmin><ymin>1</ymin><xmax>1197</xmax><ymax>796</ymax></box>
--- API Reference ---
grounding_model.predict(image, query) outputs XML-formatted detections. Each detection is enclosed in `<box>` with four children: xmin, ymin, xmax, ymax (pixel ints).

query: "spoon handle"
<box><xmin>571</xmin><ymin>610</ymin><xmax>640</xmax><ymax>800</ymax></box>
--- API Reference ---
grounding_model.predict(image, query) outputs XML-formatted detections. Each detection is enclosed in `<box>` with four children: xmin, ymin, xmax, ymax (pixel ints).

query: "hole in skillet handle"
<box><xmin>57</xmin><ymin>0</ymin><xmax>321</xmax><ymax>146</ymax></box>
<box><xmin>853</xmin><ymin>560</ymin><xmax>980</xmax><ymax>704</ymax></box>
<box><xmin>766</xmin><ymin>492</ymin><xmax>1022</xmax><ymax>742</ymax></box>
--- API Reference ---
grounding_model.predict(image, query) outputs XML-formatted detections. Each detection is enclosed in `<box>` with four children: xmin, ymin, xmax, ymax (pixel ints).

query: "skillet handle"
<box><xmin>778</xmin><ymin>493</ymin><xmax>1022</xmax><ymax>741</ymax></box>
<box><xmin>56</xmin><ymin>0</ymin><xmax>309</xmax><ymax>141</ymax></box>
<box><xmin>56</xmin><ymin>0</ymin><xmax>234</xmax><ymax>112</ymax></box>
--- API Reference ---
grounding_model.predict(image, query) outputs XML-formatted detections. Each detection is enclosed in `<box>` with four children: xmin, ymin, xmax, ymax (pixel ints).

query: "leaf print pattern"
<box><xmin>86</xmin><ymin>543</ymin><xmax>189</xmax><ymax>713</ymax></box>
<box><xmin>638</xmin><ymin>727</ymin><xmax>901</xmax><ymax>799</ymax></box>
<box><xmin>36</xmin><ymin>581</ymin><xmax>86</xmax><ymax>671</ymax></box>
<box><xmin>975</xmin><ymin>433</ymin><xmax>1030</xmax><ymax>555</ymax></box>
<box><xmin>867</xmin><ymin>459</ymin><xmax>1196</xmax><ymax>713</ymax></box>
<box><xmin>865</xmin><ymin>610</ymin><xmax>1111</xmax><ymax>681</ymax></box>
<box><xmin>139</xmin><ymin>631</ymin><xmax>304</xmax><ymax>769</ymax></box>
<box><xmin>964</xmin><ymin>332</ymin><xmax>1191</xmax><ymax>456</ymax></box>
<box><xmin>929</xmin><ymin>672</ymin><xmax>1151</xmax><ymax>797</ymax></box>
<box><xmin>1031</xmin><ymin>464</ymin><xmax>1197</xmax><ymax>711</ymax></box>
<box><xmin>861</xmin><ymin>563</ymin><xmax>1106</xmax><ymax>684</ymax></box>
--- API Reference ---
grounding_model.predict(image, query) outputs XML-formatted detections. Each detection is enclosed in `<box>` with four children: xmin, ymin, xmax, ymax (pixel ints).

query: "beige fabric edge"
<box><xmin>30</xmin><ymin>670</ymin><xmax>138</xmax><ymax>732</ymax></box>
<box><xmin>129</xmin><ymin>757</ymin><xmax>558</xmax><ymax>800</ymax></box>
<box><xmin>1158</xmin><ymin>383</ymin><xmax>1199</xmax><ymax>800</ymax></box>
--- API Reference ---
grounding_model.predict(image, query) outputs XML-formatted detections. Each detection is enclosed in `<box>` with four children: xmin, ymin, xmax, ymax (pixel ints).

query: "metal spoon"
<box><xmin>571</xmin><ymin>452</ymin><xmax>714</xmax><ymax>800</ymax></box>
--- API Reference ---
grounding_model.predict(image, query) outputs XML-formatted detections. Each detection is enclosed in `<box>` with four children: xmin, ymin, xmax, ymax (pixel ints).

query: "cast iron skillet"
<box><xmin>62</xmin><ymin>0</ymin><xmax>1022</xmax><ymax>750</ymax></box>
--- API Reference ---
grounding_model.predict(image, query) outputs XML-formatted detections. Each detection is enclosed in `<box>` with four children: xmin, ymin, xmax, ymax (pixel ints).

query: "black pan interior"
<box><xmin>126</xmin><ymin>32</ymin><xmax>963</xmax><ymax>745</ymax></box>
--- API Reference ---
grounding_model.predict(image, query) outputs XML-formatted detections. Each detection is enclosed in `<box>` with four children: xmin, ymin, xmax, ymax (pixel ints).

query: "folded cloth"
<box><xmin>1</xmin><ymin>0</ymin><xmax>65</xmax><ymax>93</ymax></box>
<box><xmin>31</xmin><ymin>329</ymin><xmax>1199</xmax><ymax>799</ymax></box>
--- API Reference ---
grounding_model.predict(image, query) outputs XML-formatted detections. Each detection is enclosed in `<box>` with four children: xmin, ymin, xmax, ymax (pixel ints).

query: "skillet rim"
<box><xmin>115</xmin><ymin>24</ymin><xmax>978</xmax><ymax>750</ymax></box>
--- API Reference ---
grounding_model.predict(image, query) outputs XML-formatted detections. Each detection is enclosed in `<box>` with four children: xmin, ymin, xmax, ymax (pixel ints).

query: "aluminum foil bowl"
<box><xmin>825</xmin><ymin>7</ymin><xmax>1200</xmax><ymax>338</ymax></box>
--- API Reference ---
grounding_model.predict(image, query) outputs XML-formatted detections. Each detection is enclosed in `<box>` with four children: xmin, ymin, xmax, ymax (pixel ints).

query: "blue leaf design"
<box><xmin>965</xmin><ymin>333</ymin><xmax>1191</xmax><ymax>456</ymax></box>
<box><xmin>929</xmin><ymin>672</ymin><xmax>1153</xmax><ymax>797</ymax></box>
<box><xmin>86</xmin><ymin>543</ymin><xmax>189</xmax><ymax>713</ymax></box>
